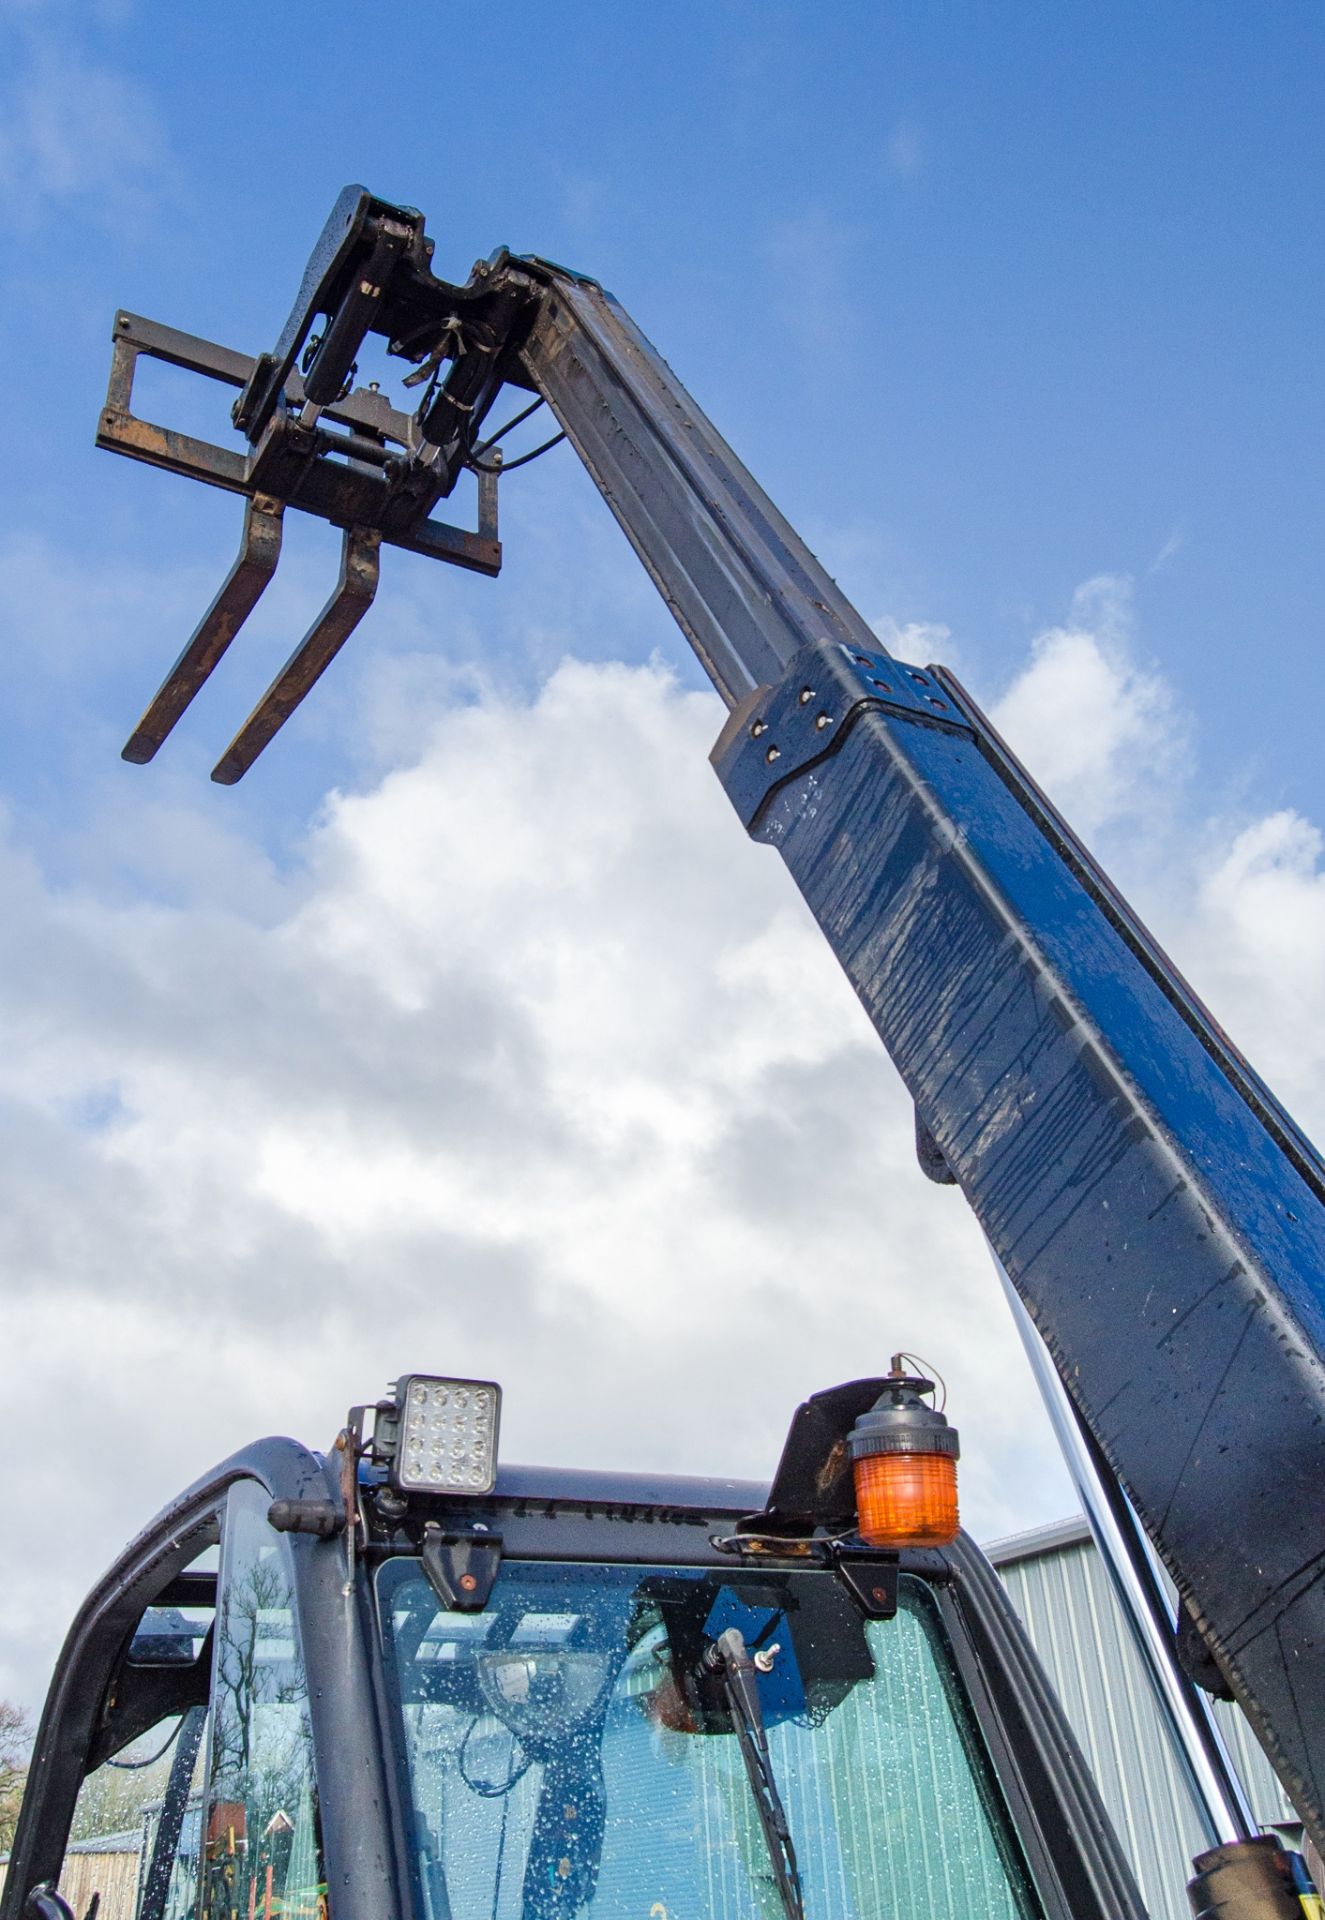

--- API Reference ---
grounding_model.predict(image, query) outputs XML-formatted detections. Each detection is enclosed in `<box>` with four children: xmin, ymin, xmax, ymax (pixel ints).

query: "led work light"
<box><xmin>383</xmin><ymin>1375</ymin><xmax>502</xmax><ymax>1495</ymax></box>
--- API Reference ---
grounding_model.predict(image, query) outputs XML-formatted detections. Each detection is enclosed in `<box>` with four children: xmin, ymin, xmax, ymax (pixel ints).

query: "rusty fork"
<box><xmin>211</xmin><ymin>526</ymin><xmax>382</xmax><ymax>785</ymax></box>
<box><xmin>122</xmin><ymin>495</ymin><xmax>286</xmax><ymax>765</ymax></box>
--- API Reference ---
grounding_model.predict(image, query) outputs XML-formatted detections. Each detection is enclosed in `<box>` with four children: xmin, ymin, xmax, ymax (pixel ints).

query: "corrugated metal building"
<box><xmin>986</xmin><ymin>1515</ymin><xmax>1300</xmax><ymax>1920</ymax></box>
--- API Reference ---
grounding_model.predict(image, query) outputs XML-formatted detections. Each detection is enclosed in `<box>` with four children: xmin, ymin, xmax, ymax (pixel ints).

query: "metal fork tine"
<box><xmin>210</xmin><ymin>526</ymin><xmax>381</xmax><ymax>785</ymax></box>
<box><xmin>122</xmin><ymin>494</ymin><xmax>285</xmax><ymax>764</ymax></box>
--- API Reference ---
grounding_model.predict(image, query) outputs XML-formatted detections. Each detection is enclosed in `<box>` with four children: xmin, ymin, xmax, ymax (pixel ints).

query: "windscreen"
<box><xmin>376</xmin><ymin>1558</ymin><xmax>1040</xmax><ymax>1920</ymax></box>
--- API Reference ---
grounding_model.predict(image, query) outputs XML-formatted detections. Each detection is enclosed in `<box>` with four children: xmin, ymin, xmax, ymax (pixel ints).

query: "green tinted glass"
<box><xmin>204</xmin><ymin>1482</ymin><xmax>326</xmax><ymax>1920</ymax></box>
<box><xmin>379</xmin><ymin>1560</ymin><xmax>1040</xmax><ymax>1919</ymax></box>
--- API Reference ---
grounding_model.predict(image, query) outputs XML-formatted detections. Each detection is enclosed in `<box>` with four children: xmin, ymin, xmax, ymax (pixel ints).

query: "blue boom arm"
<box><xmin>523</xmin><ymin>267</ymin><xmax>1325</xmax><ymax>1851</ymax></box>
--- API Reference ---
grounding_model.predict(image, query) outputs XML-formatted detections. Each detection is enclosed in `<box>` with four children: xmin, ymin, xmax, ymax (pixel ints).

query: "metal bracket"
<box><xmin>99</xmin><ymin>312</ymin><xmax>502</xmax><ymax>573</ymax></box>
<box><xmin>100</xmin><ymin>296</ymin><xmax>503</xmax><ymax>778</ymax></box>
<box><xmin>711</xmin><ymin>640</ymin><xmax>974</xmax><ymax>833</ymax></box>
<box><xmin>757</xmin><ymin>1378</ymin><xmax>893</xmax><ymax>1535</ymax></box>
<box><xmin>420</xmin><ymin>1522</ymin><xmax>502</xmax><ymax>1612</ymax></box>
<box><xmin>834</xmin><ymin>1556</ymin><xmax>900</xmax><ymax>1620</ymax></box>
<box><xmin>915</xmin><ymin>1108</ymin><xmax>959</xmax><ymax>1186</ymax></box>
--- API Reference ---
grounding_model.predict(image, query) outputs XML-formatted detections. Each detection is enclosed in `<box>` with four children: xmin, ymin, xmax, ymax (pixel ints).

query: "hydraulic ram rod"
<box><xmin>520</xmin><ymin>265</ymin><xmax>1325</xmax><ymax>1852</ymax></box>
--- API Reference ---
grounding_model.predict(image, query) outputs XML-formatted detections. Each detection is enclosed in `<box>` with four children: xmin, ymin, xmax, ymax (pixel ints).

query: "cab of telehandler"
<box><xmin>2</xmin><ymin>1373</ymin><xmax>1147</xmax><ymax>1920</ymax></box>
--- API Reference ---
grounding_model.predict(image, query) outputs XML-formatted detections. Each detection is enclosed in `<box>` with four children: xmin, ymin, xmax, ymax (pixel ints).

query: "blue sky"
<box><xmin>7</xmin><ymin>0</ymin><xmax>1325</xmax><ymax>834</ymax></box>
<box><xmin>3</xmin><ymin>1</ymin><xmax>1325</xmax><ymax>1704</ymax></box>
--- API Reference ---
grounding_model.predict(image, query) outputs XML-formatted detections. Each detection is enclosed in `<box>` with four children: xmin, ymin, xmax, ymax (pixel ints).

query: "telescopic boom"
<box><xmin>100</xmin><ymin>184</ymin><xmax>1325</xmax><ymax>1854</ymax></box>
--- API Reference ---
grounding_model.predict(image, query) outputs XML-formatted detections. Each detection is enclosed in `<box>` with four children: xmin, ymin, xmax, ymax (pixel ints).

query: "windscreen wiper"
<box><xmin>704</xmin><ymin>1627</ymin><xmax>805</xmax><ymax>1920</ymax></box>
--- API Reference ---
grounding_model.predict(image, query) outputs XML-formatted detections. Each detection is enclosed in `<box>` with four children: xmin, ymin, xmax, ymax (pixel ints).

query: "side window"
<box><xmin>58</xmin><ymin>1563</ymin><xmax>215</xmax><ymax>1920</ymax></box>
<box><xmin>202</xmin><ymin>1482</ymin><xmax>325</xmax><ymax>1920</ymax></box>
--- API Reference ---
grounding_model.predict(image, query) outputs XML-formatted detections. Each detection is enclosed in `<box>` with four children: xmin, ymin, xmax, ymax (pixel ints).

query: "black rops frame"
<box><xmin>0</xmin><ymin>1437</ymin><xmax>401</xmax><ymax>1920</ymax></box>
<box><xmin>4</xmin><ymin>1446</ymin><xmax>1144</xmax><ymax>1920</ymax></box>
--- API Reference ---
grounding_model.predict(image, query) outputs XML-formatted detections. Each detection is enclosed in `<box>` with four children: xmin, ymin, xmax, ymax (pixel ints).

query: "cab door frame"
<box><xmin>2</xmin><ymin>1437</ymin><xmax>402</xmax><ymax>1920</ymax></box>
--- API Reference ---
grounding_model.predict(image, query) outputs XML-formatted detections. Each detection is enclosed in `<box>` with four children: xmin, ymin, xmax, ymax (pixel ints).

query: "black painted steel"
<box><xmin>0</xmin><ymin>1438</ymin><xmax>402</xmax><ymax>1920</ymax></box>
<box><xmin>418</xmin><ymin>1522</ymin><xmax>502</xmax><ymax>1610</ymax></box>
<box><xmin>942</xmin><ymin>1534</ymin><xmax>1149</xmax><ymax>1919</ymax></box>
<box><xmin>137</xmin><ymin>1704</ymin><xmax>207</xmax><ymax>1920</ymax></box>
<box><xmin>98</xmin><ymin>303</ymin><xmax>499</xmax><ymax>772</ymax></box>
<box><xmin>517</xmin><ymin>265</ymin><xmax>886</xmax><ymax>708</ymax></box>
<box><xmin>2</xmin><ymin>1487</ymin><xmax>226</xmax><ymax>1915</ymax></box>
<box><xmin>98</xmin><ymin>313</ymin><xmax>503</xmax><ymax>575</ymax></box>
<box><xmin>711</xmin><ymin>636</ymin><xmax>1325</xmax><ymax>1852</ymax></box>
<box><xmin>231</xmin><ymin>187</ymin><xmax>406</xmax><ymax>440</ymax></box>
<box><xmin>758</xmin><ymin>1377</ymin><xmax>890</xmax><ymax>1532</ymax></box>
<box><xmin>20</xmin><ymin>1888</ymin><xmax>72</xmax><ymax>1920</ymax></box>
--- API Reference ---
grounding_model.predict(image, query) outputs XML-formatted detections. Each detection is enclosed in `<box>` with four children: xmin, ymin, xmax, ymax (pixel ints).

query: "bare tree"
<box><xmin>0</xmin><ymin>1700</ymin><xmax>33</xmax><ymax>1852</ymax></box>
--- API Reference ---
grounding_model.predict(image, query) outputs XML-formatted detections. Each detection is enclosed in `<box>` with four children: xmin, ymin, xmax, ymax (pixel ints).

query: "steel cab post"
<box><xmin>3</xmin><ymin>1374</ymin><xmax>1145</xmax><ymax>1920</ymax></box>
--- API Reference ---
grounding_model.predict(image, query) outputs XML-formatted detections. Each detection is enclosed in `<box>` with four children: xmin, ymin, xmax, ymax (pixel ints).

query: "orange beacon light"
<box><xmin>847</xmin><ymin>1357</ymin><xmax>960</xmax><ymax>1549</ymax></box>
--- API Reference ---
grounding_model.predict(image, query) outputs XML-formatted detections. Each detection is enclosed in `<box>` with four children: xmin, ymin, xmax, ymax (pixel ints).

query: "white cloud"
<box><xmin>4</xmin><ymin>568</ymin><xmax>1323</xmax><ymax>1723</ymax></box>
<box><xmin>989</xmin><ymin>578</ymin><xmax>1325</xmax><ymax>1153</ymax></box>
<box><xmin>885</xmin><ymin>122</ymin><xmax>924</xmax><ymax>180</ymax></box>
<box><xmin>0</xmin><ymin>652</ymin><xmax>1068</xmax><ymax>1711</ymax></box>
<box><xmin>1182</xmin><ymin>810</ymin><xmax>1325</xmax><ymax>1129</ymax></box>
<box><xmin>989</xmin><ymin>574</ymin><xmax>1186</xmax><ymax>842</ymax></box>
<box><xmin>760</xmin><ymin>208</ymin><xmax>863</xmax><ymax>357</ymax></box>
<box><xmin>869</xmin><ymin>613</ymin><xmax>953</xmax><ymax>662</ymax></box>
<box><xmin>1147</xmin><ymin>524</ymin><xmax>1185</xmax><ymax>576</ymax></box>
